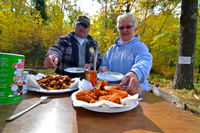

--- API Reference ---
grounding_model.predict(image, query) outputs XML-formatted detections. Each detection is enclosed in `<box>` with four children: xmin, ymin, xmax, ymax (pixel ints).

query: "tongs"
<box><xmin>6</xmin><ymin>96</ymin><xmax>49</xmax><ymax>121</ymax></box>
<box><xmin>93</xmin><ymin>47</ymin><xmax>99</xmax><ymax>71</ymax></box>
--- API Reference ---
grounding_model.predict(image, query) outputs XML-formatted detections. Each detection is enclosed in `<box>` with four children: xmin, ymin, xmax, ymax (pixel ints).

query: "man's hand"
<box><xmin>44</xmin><ymin>55</ymin><xmax>58</xmax><ymax>69</ymax></box>
<box><xmin>83</xmin><ymin>64</ymin><xmax>92</xmax><ymax>70</ymax></box>
<box><xmin>100</xmin><ymin>67</ymin><xmax>109</xmax><ymax>72</ymax></box>
<box><xmin>119</xmin><ymin>71</ymin><xmax>139</xmax><ymax>95</ymax></box>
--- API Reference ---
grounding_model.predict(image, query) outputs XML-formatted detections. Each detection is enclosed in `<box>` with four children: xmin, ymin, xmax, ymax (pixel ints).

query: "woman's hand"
<box><xmin>100</xmin><ymin>67</ymin><xmax>109</xmax><ymax>72</ymax></box>
<box><xmin>119</xmin><ymin>71</ymin><xmax>139</xmax><ymax>95</ymax></box>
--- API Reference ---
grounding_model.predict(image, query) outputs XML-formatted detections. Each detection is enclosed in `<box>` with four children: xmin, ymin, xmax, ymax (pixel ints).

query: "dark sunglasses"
<box><xmin>78</xmin><ymin>23</ymin><xmax>88</xmax><ymax>28</ymax></box>
<box><xmin>118</xmin><ymin>25</ymin><xmax>133</xmax><ymax>30</ymax></box>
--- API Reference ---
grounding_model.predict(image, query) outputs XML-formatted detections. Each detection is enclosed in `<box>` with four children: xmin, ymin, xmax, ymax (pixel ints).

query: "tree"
<box><xmin>33</xmin><ymin>0</ymin><xmax>48</xmax><ymax>23</ymax></box>
<box><xmin>171</xmin><ymin>0</ymin><xmax>198</xmax><ymax>90</ymax></box>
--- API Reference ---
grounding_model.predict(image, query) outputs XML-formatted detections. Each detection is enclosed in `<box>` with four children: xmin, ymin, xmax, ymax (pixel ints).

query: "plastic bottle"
<box><xmin>22</xmin><ymin>71</ymin><xmax>29</xmax><ymax>94</ymax></box>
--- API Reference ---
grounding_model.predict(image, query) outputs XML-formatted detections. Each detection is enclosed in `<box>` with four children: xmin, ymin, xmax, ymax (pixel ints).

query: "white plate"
<box><xmin>97</xmin><ymin>72</ymin><xmax>124</xmax><ymax>82</ymax></box>
<box><xmin>64</xmin><ymin>67</ymin><xmax>84</xmax><ymax>73</ymax></box>
<box><xmin>83</xmin><ymin>101</ymin><xmax>138</xmax><ymax>113</ymax></box>
<box><xmin>71</xmin><ymin>90</ymin><xmax>141</xmax><ymax>113</ymax></box>
<box><xmin>28</xmin><ymin>87</ymin><xmax>78</xmax><ymax>94</ymax></box>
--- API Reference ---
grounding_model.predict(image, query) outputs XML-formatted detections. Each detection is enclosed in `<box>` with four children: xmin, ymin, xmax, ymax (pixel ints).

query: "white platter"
<box><xmin>97</xmin><ymin>72</ymin><xmax>124</xmax><ymax>82</ymax></box>
<box><xmin>28</xmin><ymin>87</ymin><xmax>78</xmax><ymax>94</ymax></box>
<box><xmin>64</xmin><ymin>67</ymin><xmax>84</xmax><ymax>73</ymax></box>
<box><xmin>28</xmin><ymin>74</ymin><xmax>80</xmax><ymax>94</ymax></box>
<box><xmin>82</xmin><ymin>101</ymin><xmax>138</xmax><ymax>113</ymax></box>
<box><xmin>71</xmin><ymin>90</ymin><xmax>141</xmax><ymax>113</ymax></box>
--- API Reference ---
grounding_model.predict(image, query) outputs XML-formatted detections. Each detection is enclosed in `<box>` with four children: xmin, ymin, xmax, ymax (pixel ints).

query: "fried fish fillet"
<box><xmin>98</xmin><ymin>93</ymin><xmax>121</xmax><ymax>104</ymax></box>
<box><xmin>75</xmin><ymin>80</ymin><xmax>128</xmax><ymax>104</ymax></box>
<box><xmin>85</xmin><ymin>89</ymin><xmax>97</xmax><ymax>100</ymax></box>
<box><xmin>105</xmin><ymin>86</ymin><xmax>123</xmax><ymax>92</ymax></box>
<box><xmin>93</xmin><ymin>82</ymin><xmax>102</xmax><ymax>97</ymax></box>
<box><xmin>76</xmin><ymin>91</ymin><xmax>94</xmax><ymax>103</ymax></box>
<box><xmin>115</xmin><ymin>90</ymin><xmax>128</xmax><ymax>99</ymax></box>
<box><xmin>93</xmin><ymin>80</ymin><xmax>109</xmax><ymax>96</ymax></box>
<box><xmin>101</xmin><ymin>80</ymin><xmax>108</xmax><ymax>89</ymax></box>
<box><xmin>107</xmin><ymin>93</ymin><xmax>121</xmax><ymax>104</ymax></box>
<box><xmin>99</xmin><ymin>95</ymin><xmax>112</xmax><ymax>101</ymax></box>
<box><xmin>99</xmin><ymin>90</ymin><xmax>111</xmax><ymax>96</ymax></box>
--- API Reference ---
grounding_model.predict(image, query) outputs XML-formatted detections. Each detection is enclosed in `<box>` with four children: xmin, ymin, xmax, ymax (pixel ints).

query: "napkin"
<box><xmin>78</xmin><ymin>79</ymin><xmax>94</xmax><ymax>91</ymax></box>
<box><xmin>71</xmin><ymin>80</ymin><xmax>143</xmax><ymax>108</ymax></box>
<box><xmin>28</xmin><ymin>73</ymin><xmax>80</xmax><ymax>90</ymax></box>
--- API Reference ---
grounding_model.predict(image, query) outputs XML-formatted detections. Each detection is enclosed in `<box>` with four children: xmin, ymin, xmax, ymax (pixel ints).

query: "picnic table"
<box><xmin>1</xmin><ymin>86</ymin><xmax>200</xmax><ymax>133</ymax></box>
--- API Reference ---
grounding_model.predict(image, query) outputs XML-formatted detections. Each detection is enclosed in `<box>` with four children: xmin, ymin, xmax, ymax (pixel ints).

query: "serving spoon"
<box><xmin>6</xmin><ymin>96</ymin><xmax>49</xmax><ymax>121</ymax></box>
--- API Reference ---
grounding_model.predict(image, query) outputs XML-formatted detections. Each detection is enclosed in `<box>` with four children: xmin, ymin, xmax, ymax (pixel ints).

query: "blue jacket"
<box><xmin>100</xmin><ymin>34</ymin><xmax>153</xmax><ymax>91</ymax></box>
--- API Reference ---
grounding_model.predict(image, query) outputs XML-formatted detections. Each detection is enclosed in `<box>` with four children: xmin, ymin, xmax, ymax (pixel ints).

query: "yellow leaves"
<box><xmin>0</xmin><ymin>0</ymin><xmax>67</xmax><ymax>57</ymax></box>
<box><xmin>0</xmin><ymin>11</ymin><xmax>5</xmax><ymax>19</ymax></box>
<box><xmin>0</xmin><ymin>0</ymin><xmax>198</xmax><ymax>76</ymax></box>
<box><xmin>90</xmin><ymin>27</ymin><xmax>118</xmax><ymax>56</ymax></box>
<box><xmin>114</xmin><ymin>8</ymin><xmax>120</xmax><ymax>13</ymax></box>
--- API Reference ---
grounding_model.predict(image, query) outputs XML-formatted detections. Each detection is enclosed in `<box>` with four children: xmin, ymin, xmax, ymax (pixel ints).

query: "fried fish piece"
<box><xmin>107</xmin><ymin>93</ymin><xmax>121</xmax><ymax>104</ymax></box>
<box><xmin>93</xmin><ymin>82</ymin><xmax>102</xmax><ymax>97</ymax></box>
<box><xmin>101</xmin><ymin>80</ymin><xmax>108</xmax><ymax>90</ymax></box>
<box><xmin>76</xmin><ymin>91</ymin><xmax>94</xmax><ymax>103</ymax></box>
<box><xmin>90</xmin><ymin>99</ymin><xmax>99</xmax><ymax>103</ymax></box>
<box><xmin>105</xmin><ymin>86</ymin><xmax>128</xmax><ymax>99</ymax></box>
<box><xmin>93</xmin><ymin>80</ymin><xmax>109</xmax><ymax>96</ymax></box>
<box><xmin>105</xmin><ymin>86</ymin><xmax>123</xmax><ymax>92</ymax></box>
<box><xmin>75</xmin><ymin>80</ymin><xmax>128</xmax><ymax>105</ymax></box>
<box><xmin>115</xmin><ymin>90</ymin><xmax>128</xmax><ymax>99</ymax></box>
<box><xmin>99</xmin><ymin>90</ymin><xmax>111</xmax><ymax>96</ymax></box>
<box><xmin>85</xmin><ymin>89</ymin><xmax>97</xmax><ymax>100</ymax></box>
<box><xmin>99</xmin><ymin>95</ymin><xmax>112</xmax><ymax>101</ymax></box>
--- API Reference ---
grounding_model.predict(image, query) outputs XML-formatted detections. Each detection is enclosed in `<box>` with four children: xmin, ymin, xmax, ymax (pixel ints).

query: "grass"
<box><xmin>36</xmin><ymin>68</ymin><xmax>57</xmax><ymax>75</ymax></box>
<box><xmin>35</xmin><ymin>68</ymin><xmax>200</xmax><ymax>117</ymax></box>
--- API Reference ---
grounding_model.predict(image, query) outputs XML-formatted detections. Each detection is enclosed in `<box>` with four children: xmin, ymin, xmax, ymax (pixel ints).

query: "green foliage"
<box><xmin>90</xmin><ymin>13</ymin><xmax>118</xmax><ymax>57</ymax></box>
<box><xmin>148</xmin><ymin>73</ymin><xmax>173</xmax><ymax>88</ymax></box>
<box><xmin>0</xmin><ymin>0</ymin><xmax>66</xmax><ymax>67</ymax></box>
<box><xmin>195</xmin><ymin>9</ymin><xmax>200</xmax><ymax>80</ymax></box>
<box><xmin>33</xmin><ymin>0</ymin><xmax>48</xmax><ymax>23</ymax></box>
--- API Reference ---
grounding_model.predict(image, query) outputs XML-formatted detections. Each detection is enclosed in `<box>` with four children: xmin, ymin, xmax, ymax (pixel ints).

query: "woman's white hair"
<box><xmin>117</xmin><ymin>13</ymin><xmax>138</xmax><ymax>29</ymax></box>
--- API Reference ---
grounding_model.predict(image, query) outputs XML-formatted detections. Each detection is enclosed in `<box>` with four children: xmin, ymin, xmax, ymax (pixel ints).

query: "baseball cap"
<box><xmin>77</xmin><ymin>15</ymin><xmax>90</xmax><ymax>27</ymax></box>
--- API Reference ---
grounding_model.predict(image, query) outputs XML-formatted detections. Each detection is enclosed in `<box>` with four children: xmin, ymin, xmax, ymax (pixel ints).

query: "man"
<box><xmin>44</xmin><ymin>15</ymin><xmax>102</xmax><ymax>78</ymax></box>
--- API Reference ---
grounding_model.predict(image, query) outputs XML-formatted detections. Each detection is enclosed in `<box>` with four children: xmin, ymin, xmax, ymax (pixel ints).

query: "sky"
<box><xmin>71</xmin><ymin>0</ymin><xmax>102</xmax><ymax>16</ymax></box>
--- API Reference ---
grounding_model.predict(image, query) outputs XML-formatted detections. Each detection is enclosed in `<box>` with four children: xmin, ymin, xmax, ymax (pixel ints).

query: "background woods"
<box><xmin>0</xmin><ymin>0</ymin><xmax>200</xmax><ymax>86</ymax></box>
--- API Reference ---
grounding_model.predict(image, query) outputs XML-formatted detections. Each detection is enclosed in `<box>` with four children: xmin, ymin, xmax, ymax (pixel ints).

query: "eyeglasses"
<box><xmin>78</xmin><ymin>23</ymin><xmax>88</xmax><ymax>28</ymax></box>
<box><xmin>118</xmin><ymin>25</ymin><xmax>133</xmax><ymax>30</ymax></box>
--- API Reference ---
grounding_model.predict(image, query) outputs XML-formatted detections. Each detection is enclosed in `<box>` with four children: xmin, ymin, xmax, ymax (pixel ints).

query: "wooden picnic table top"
<box><xmin>1</xmin><ymin>86</ymin><xmax>200</xmax><ymax>133</ymax></box>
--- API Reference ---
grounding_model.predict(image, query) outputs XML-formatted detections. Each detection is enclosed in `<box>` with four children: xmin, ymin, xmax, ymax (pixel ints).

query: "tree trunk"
<box><xmin>171</xmin><ymin>0</ymin><xmax>198</xmax><ymax>90</ymax></box>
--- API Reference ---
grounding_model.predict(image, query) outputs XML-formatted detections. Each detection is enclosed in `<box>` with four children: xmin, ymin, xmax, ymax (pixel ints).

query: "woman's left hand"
<box><xmin>119</xmin><ymin>71</ymin><xmax>139</xmax><ymax>95</ymax></box>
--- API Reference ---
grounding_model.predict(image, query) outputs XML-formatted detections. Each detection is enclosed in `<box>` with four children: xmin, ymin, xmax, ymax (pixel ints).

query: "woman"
<box><xmin>100</xmin><ymin>13</ymin><xmax>153</xmax><ymax>94</ymax></box>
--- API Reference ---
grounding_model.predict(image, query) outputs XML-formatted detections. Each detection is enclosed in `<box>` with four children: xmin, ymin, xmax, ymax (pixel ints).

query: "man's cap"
<box><xmin>77</xmin><ymin>15</ymin><xmax>90</xmax><ymax>27</ymax></box>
